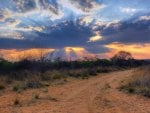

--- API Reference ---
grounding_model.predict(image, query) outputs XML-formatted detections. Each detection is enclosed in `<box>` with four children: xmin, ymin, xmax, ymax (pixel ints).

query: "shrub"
<box><xmin>0</xmin><ymin>85</ymin><xmax>5</xmax><ymax>90</ymax></box>
<box><xmin>12</xmin><ymin>83</ymin><xmax>27</xmax><ymax>93</ymax></box>
<box><xmin>24</xmin><ymin>81</ymin><xmax>42</xmax><ymax>89</ymax></box>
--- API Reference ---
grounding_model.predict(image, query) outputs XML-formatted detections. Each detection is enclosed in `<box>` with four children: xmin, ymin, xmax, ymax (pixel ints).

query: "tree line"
<box><xmin>0</xmin><ymin>51</ymin><xmax>148</xmax><ymax>74</ymax></box>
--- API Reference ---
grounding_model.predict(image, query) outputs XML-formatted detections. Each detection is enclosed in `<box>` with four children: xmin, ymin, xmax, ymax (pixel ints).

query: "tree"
<box><xmin>111</xmin><ymin>51</ymin><xmax>133</xmax><ymax>60</ymax></box>
<box><xmin>39</xmin><ymin>49</ymin><xmax>47</xmax><ymax>62</ymax></box>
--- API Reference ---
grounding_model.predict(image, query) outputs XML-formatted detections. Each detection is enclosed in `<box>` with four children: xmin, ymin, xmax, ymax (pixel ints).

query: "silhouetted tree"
<box><xmin>111</xmin><ymin>51</ymin><xmax>133</xmax><ymax>60</ymax></box>
<box><xmin>39</xmin><ymin>49</ymin><xmax>47</xmax><ymax>62</ymax></box>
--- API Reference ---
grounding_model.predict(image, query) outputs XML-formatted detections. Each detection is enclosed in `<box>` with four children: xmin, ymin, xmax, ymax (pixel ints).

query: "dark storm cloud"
<box><xmin>0</xmin><ymin>13</ymin><xmax>150</xmax><ymax>54</ymax></box>
<box><xmin>0</xmin><ymin>15</ymin><xmax>150</xmax><ymax>53</ymax></box>
<box><xmin>0</xmin><ymin>20</ymin><xmax>94</xmax><ymax>49</ymax></box>
<box><xmin>26</xmin><ymin>20</ymin><xmax>94</xmax><ymax>48</ymax></box>
<box><xmin>0</xmin><ymin>38</ymin><xmax>36</xmax><ymax>49</ymax></box>
<box><xmin>85</xmin><ymin>44</ymin><xmax>109</xmax><ymax>54</ymax></box>
<box><xmin>96</xmin><ymin>18</ymin><xmax>150</xmax><ymax>44</ymax></box>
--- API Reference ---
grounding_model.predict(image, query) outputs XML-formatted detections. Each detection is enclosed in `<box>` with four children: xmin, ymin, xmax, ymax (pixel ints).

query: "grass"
<box><xmin>0</xmin><ymin>66</ymin><xmax>119</xmax><ymax>92</ymax></box>
<box><xmin>120</xmin><ymin>66</ymin><xmax>150</xmax><ymax>98</ymax></box>
<box><xmin>12</xmin><ymin>83</ymin><xmax>26</xmax><ymax>93</ymax></box>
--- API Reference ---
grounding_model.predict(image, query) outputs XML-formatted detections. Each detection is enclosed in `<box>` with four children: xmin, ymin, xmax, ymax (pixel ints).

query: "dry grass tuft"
<box><xmin>120</xmin><ymin>66</ymin><xmax>150</xmax><ymax>98</ymax></box>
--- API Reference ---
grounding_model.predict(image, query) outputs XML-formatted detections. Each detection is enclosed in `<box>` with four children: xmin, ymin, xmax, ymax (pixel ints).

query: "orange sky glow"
<box><xmin>105</xmin><ymin>42</ymin><xmax>150</xmax><ymax>59</ymax></box>
<box><xmin>0</xmin><ymin>48</ymin><xmax>54</xmax><ymax>61</ymax></box>
<box><xmin>0</xmin><ymin>43</ymin><xmax>150</xmax><ymax>61</ymax></box>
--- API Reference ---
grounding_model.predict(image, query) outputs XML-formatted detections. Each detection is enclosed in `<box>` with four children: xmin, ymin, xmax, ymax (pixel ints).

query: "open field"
<box><xmin>0</xmin><ymin>69</ymin><xmax>149</xmax><ymax>113</ymax></box>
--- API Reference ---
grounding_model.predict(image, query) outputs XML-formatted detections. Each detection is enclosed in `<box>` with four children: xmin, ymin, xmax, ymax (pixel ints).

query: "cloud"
<box><xmin>38</xmin><ymin>0</ymin><xmax>59</xmax><ymax>15</ymax></box>
<box><xmin>0</xmin><ymin>20</ymin><xmax>94</xmax><ymax>49</ymax></box>
<box><xmin>88</xmin><ymin>35</ymin><xmax>102</xmax><ymax>42</ymax></box>
<box><xmin>0</xmin><ymin>14</ymin><xmax>5</xmax><ymax>22</ymax></box>
<box><xmin>88</xmin><ymin>32</ymin><xmax>103</xmax><ymax>42</ymax></box>
<box><xmin>0</xmin><ymin>14</ymin><xmax>150</xmax><ymax>53</ymax></box>
<box><xmin>70</xmin><ymin>0</ymin><xmax>104</xmax><ymax>12</ymax></box>
<box><xmin>0</xmin><ymin>31</ymin><xmax>23</xmax><ymax>40</ymax></box>
<box><xmin>2</xmin><ymin>0</ymin><xmax>62</xmax><ymax>21</ymax></box>
<box><xmin>138</xmin><ymin>16</ymin><xmax>150</xmax><ymax>21</ymax></box>
<box><xmin>0</xmin><ymin>0</ymin><xmax>150</xmax><ymax>59</ymax></box>
<box><xmin>94</xmin><ymin>16</ymin><xmax>150</xmax><ymax>45</ymax></box>
<box><xmin>13</xmin><ymin>0</ymin><xmax>36</xmax><ymax>13</ymax></box>
<box><xmin>120</xmin><ymin>7</ymin><xmax>137</xmax><ymax>15</ymax></box>
<box><xmin>0</xmin><ymin>9</ymin><xmax>13</xmax><ymax>22</ymax></box>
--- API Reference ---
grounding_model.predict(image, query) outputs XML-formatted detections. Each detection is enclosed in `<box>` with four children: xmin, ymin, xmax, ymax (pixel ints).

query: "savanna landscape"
<box><xmin>0</xmin><ymin>51</ymin><xmax>149</xmax><ymax>113</ymax></box>
<box><xmin>0</xmin><ymin>0</ymin><xmax>150</xmax><ymax>113</ymax></box>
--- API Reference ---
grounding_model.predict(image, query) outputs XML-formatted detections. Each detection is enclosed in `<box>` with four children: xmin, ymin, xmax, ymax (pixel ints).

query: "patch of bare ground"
<box><xmin>0</xmin><ymin>69</ymin><xmax>149</xmax><ymax>113</ymax></box>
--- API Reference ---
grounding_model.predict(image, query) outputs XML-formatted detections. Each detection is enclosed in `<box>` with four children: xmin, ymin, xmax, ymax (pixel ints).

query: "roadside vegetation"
<box><xmin>0</xmin><ymin>51</ymin><xmax>148</xmax><ymax>91</ymax></box>
<box><xmin>120</xmin><ymin>66</ymin><xmax>150</xmax><ymax>98</ymax></box>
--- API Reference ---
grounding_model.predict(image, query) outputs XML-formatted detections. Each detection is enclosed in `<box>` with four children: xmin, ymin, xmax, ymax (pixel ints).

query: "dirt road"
<box><xmin>0</xmin><ymin>69</ymin><xmax>150</xmax><ymax>113</ymax></box>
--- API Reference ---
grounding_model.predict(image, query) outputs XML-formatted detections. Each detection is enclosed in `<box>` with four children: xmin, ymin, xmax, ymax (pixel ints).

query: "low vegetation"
<box><xmin>120</xmin><ymin>66</ymin><xmax>150</xmax><ymax>98</ymax></box>
<box><xmin>0</xmin><ymin>85</ymin><xmax>5</xmax><ymax>90</ymax></box>
<box><xmin>0</xmin><ymin>51</ymin><xmax>148</xmax><ymax>91</ymax></box>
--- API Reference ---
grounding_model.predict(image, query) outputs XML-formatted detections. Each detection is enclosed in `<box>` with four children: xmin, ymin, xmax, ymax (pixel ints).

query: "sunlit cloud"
<box><xmin>88</xmin><ymin>32</ymin><xmax>103</xmax><ymax>42</ymax></box>
<box><xmin>79</xmin><ymin>16</ymin><xmax>94</xmax><ymax>25</ymax></box>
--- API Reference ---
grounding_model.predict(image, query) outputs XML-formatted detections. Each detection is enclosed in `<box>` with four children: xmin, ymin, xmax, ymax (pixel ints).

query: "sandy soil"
<box><xmin>0</xmin><ymin>69</ymin><xmax>150</xmax><ymax>113</ymax></box>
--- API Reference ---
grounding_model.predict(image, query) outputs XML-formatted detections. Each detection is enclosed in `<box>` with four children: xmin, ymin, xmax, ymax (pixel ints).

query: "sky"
<box><xmin>0</xmin><ymin>0</ymin><xmax>150</xmax><ymax>60</ymax></box>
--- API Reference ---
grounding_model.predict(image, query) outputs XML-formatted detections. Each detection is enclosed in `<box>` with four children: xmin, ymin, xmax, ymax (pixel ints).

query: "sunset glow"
<box><xmin>0</xmin><ymin>0</ymin><xmax>150</xmax><ymax>60</ymax></box>
<box><xmin>0</xmin><ymin>48</ymin><xmax>54</xmax><ymax>61</ymax></box>
<box><xmin>105</xmin><ymin>43</ymin><xmax>150</xmax><ymax>59</ymax></box>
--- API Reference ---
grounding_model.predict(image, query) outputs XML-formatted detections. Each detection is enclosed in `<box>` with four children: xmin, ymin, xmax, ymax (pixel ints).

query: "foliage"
<box><xmin>111</xmin><ymin>51</ymin><xmax>133</xmax><ymax>60</ymax></box>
